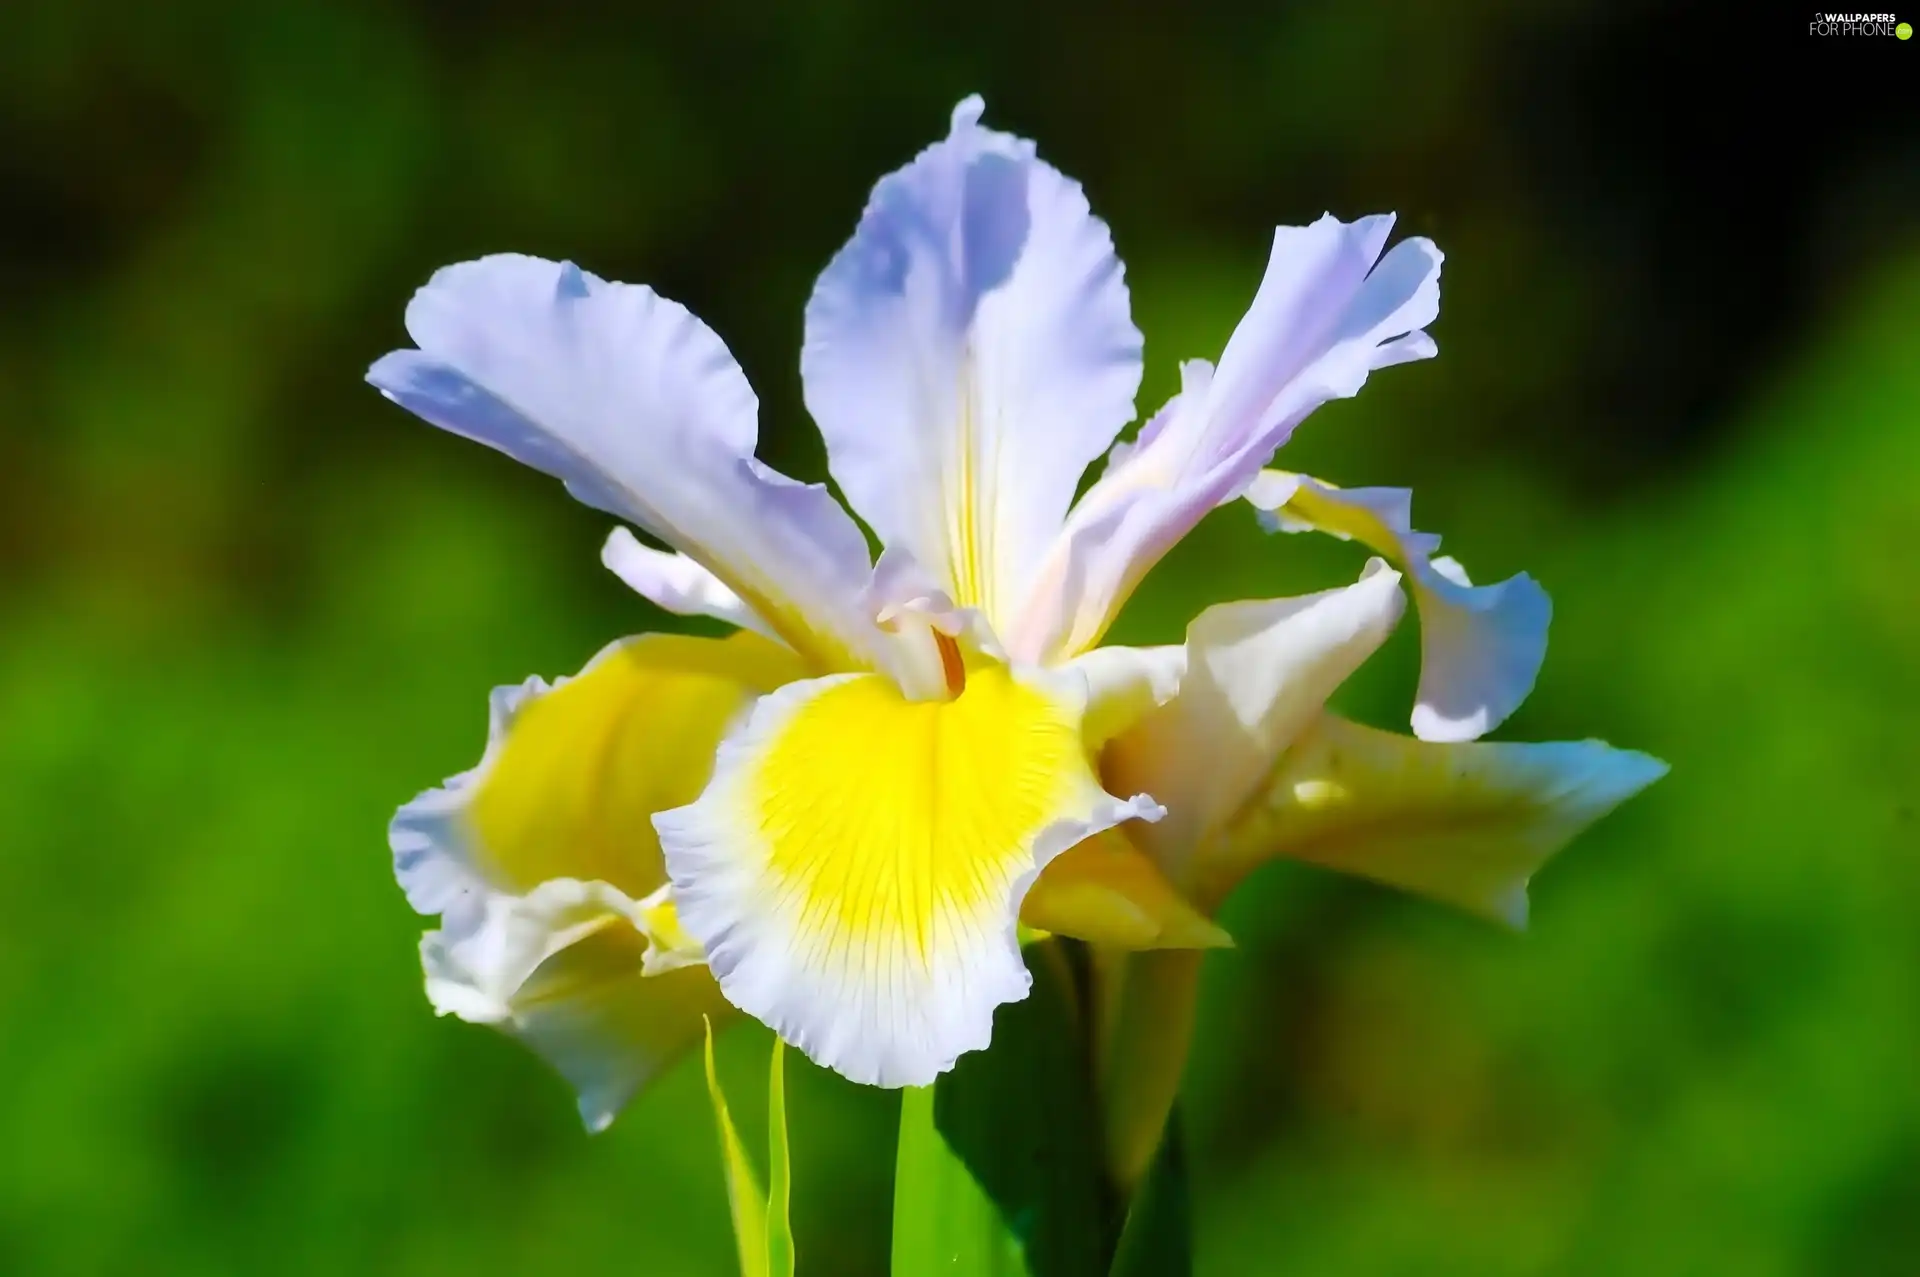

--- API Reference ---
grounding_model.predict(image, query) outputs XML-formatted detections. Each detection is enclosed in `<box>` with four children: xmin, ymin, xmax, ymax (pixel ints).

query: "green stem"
<box><xmin>1109</xmin><ymin>1108</ymin><xmax>1194</xmax><ymax>1277</ymax></box>
<box><xmin>1098</xmin><ymin>949</ymin><xmax>1204</xmax><ymax>1193</ymax></box>
<box><xmin>892</xmin><ymin>1086</ymin><xmax>1031</xmax><ymax>1276</ymax></box>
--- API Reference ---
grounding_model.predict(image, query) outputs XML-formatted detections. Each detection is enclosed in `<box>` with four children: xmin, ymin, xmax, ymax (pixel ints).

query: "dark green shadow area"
<box><xmin>1111</xmin><ymin>1112</ymin><xmax>1193</xmax><ymax>1277</ymax></box>
<box><xmin>930</xmin><ymin>946</ymin><xmax>1120</xmax><ymax>1276</ymax></box>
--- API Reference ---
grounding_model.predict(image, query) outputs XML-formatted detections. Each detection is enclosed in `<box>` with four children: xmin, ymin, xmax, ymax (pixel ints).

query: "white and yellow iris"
<box><xmin>372</xmin><ymin>96</ymin><xmax>1663</xmax><ymax>1124</ymax></box>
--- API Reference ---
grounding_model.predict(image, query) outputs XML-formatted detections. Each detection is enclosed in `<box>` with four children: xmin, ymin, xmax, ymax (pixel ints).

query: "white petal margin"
<box><xmin>421</xmin><ymin>877</ymin><xmax>722</xmax><ymax>1132</ymax></box>
<box><xmin>390</xmin><ymin>676</ymin><xmax>548</xmax><ymax>922</ymax></box>
<box><xmin>368</xmin><ymin>255</ymin><xmax>880</xmax><ymax>671</ymax></box>
<box><xmin>656</xmin><ymin>665</ymin><xmax>1164</xmax><ymax>1087</ymax></box>
<box><xmin>1203</xmin><ymin>713</ymin><xmax>1668</xmax><ymax>924</ymax></box>
<box><xmin>1008</xmin><ymin>215</ymin><xmax>1442</xmax><ymax>663</ymax></box>
<box><xmin>1245</xmin><ymin>471</ymin><xmax>1551</xmax><ymax>742</ymax></box>
<box><xmin>601</xmin><ymin>526</ymin><xmax>780</xmax><ymax>642</ymax></box>
<box><xmin>802</xmin><ymin>95</ymin><xmax>1143</xmax><ymax>633</ymax></box>
<box><xmin>1103</xmin><ymin>561</ymin><xmax>1407</xmax><ymax>891</ymax></box>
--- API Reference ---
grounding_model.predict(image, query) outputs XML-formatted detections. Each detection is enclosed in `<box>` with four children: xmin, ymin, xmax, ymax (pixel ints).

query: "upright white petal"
<box><xmin>1103</xmin><ymin>562</ymin><xmax>1407</xmax><ymax>889</ymax></box>
<box><xmin>1246</xmin><ymin>472</ymin><xmax>1551</xmax><ymax>741</ymax></box>
<box><xmin>802</xmin><ymin>95</ymin><xmax>1143</xmax><ymax>632</ymax></box>
<box><xmin>1009</xmin><ymin>215</ymin><xmax>1441</xmax><ymax>663</ymax></box>
<box><xmin>369</xmin><ymin>254</ymin><xmax>879</xmax><ymax>671</ymax></box>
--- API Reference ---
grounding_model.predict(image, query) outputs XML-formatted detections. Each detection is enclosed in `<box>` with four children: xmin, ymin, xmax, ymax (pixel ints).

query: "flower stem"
<box><xmin>1097</xmin><ymin>948</ymin><xmax>1204</xmax><ymax>1193</ymax></box>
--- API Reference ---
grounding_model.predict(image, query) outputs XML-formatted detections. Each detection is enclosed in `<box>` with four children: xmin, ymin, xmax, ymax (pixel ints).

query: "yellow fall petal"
<box><xmin>395</xmin><ymin>630</ymin><xmax>802</xmax><ymax>1131</ymax></box>
<box><xmin>658</xmin><ymin>664</ymin><xmax>1162</xmax><ymax>1087</ymax></box>
<box><xmin>469</xmin><ymin>630</ymin><xmax>802</xmax><ymax>897</ymax></box>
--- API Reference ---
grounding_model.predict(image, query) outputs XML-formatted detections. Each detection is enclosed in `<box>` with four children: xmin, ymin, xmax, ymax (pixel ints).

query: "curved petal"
<box><xmin>394</xmin><ymin>631</ymin><xmax>802</xmax><ymax>903</ymax></box>
<box><xmin>1245</xmin><ymin>471</ymin><xmax>1551</xmax><ymax>741</ymax></box>
<box><xmin>802</xmin><ymin>95</ymin><xmax>1143</xmax><ymax>633</ymax></box>
<box><xmin>1066</xmin><ymin>641</ymin><xmax>1187</xmax><ymax>748</ymax></box>
<box><xmin>1201</xmin><ymin>713</ymin><xmax>1668</xmax><ymax>922</ymax></box>
<box><xmin>391</xmin><ymin>630</ymin><xmax>801</xmax><ymax>1126</ymax></box>
<box><xmin>601</xmin><ymin>526</ymin><xmax>780</xmax><ymax>642</ymax></box>
<box><xmin>657</xmin><ymin>664</ymin><xmax>1163</xmax><ymax>1087</ymax></box>
<box><xmin>391</xmin><ymin>674</ymin><xmax>548</xmax><ymax>921</ymax></box>
<box><xmin>1102</xmin><ymin>562</ymin><xmax>1407</xmax><ymax>890</ymax></box>
<box><xmin>421</xmin><ymin>876</ymin><xmax>726</xmax><ymax>1131</ymax></box>
<box><xmin>1009</xmin><ymin>216</ymin><xmax>1441</xmax><ymax>663</ymax></box>
<box><xmin>368</xmin><ymin>254</ymin><xmax>879</xmax><ymax>670</ymax></box>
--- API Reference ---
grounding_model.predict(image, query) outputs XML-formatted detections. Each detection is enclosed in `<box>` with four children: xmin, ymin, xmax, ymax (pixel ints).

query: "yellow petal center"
<box><xmin>747</xmin><ymin>665</ymin><xmax>1082</xmax><ymax>964</ymax></box>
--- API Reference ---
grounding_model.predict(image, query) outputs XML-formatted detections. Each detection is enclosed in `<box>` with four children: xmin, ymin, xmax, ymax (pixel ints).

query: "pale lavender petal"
<box><xmin>368</xmin><ymin>254</ymin><xmax>879</xmax><ymax>671</ymax></box>
<box><xmin>1007</xmin><ymin>216</ymin><xmax>1442</xmax><ymax>663</ymax></box>
<box><xmin>1409</xmin><ymin>554</ymin><xmax>1551</xmax><ymax>742</ymax></box>
<box><xmin>1246</xmin><ymin>474</ymin><xmax>1550</xmax><ymax>742</ymax></box>
<box><xmin>802</xmin><ymin>95</ymin><xmax>1142</xmax><ymax>633</ymax></box>
<box><xmin>600</xmin><ymin>526</ymin><xmax>780</xmax><ymax>642</ymax></box>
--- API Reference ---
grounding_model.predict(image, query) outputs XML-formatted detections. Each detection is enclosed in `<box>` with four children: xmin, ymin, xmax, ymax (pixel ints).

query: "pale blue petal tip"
<box><xmin>367</xmin><ymin>351</ymin><xmax>533</xmax><ymax>450</ymax></box>
<box><xmin>366</xmin><ymin>349</ymin><xmax>627</xmax><ymax>520</ymax></box>
<box><xmin>952</xmin><ymin>93</ymin><xmax>986</xmax><ymax>131</ymax></box>
<box><xmin>579</xmin><ymin>1094</ymin><xmax>617</xmax><ymax>1135</ymax></box>
<box><xmin>1612</xmin><ymin>748</ymin><xmax>1672</xmax><ymax>795</ymax></box>
<box><xmin>555</xmin><ymin>261</ymin><xmax>590</xmax><ymax>301</ymax></box>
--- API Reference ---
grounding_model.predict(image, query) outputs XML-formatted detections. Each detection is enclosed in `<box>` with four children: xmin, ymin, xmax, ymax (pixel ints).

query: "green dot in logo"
<box><xmin>1899</xmin><ymin>20</ymin><xmax>1913</xmax><ymax>38</ymax></box>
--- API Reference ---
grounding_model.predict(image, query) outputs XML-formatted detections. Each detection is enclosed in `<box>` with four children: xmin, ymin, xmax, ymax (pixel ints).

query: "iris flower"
<box><xmin>372</xmin><ymin>97</ymin><xmax>1663</xmax><ymax>1132</ymax></box>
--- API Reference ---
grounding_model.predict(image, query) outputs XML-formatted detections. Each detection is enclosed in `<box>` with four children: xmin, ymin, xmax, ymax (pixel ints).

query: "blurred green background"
<box><xmin>3</xmin><ymin>2</ymin><xmax>1916</xmax><ymax>1274</ymax></box>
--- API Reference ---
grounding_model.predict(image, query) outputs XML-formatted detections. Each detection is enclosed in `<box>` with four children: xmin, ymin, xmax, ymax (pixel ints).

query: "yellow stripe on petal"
<box><xmin>658</xmin><ymin>665</ymin><xmax>1162</xmax><ymax>1087</ymax></box>
<box><xmin>754</xmin><ymin>670</ymin><xmax>1078</xmax><ymax>959</ymax></box>
<box><xmin>468</xmin><ymin>631</ymin><xmax>802</xmax><ymax>899</ymax></box>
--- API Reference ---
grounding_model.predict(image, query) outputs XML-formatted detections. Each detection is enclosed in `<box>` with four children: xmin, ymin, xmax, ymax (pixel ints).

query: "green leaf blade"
<box><xmin>766</xmin><ymin>1038</ymin><xmax>795</xmax><ymax>1277</ymax></box>
<box><xmin>703</xmin><ymin>1019</ymin><xmax>770</xmax><ymax>1277</ymax></box>
<box><xmin>890</xmin><ymin>940</ymin><xmax>1122</xmax><ymax>1276</ymax></box>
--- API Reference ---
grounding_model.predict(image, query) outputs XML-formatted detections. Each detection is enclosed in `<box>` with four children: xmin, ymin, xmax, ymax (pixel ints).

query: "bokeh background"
<box><xmin>3</xmin><ymin>2</ymin><xmax>1916</xmax><ymax>1274</ymax></box>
